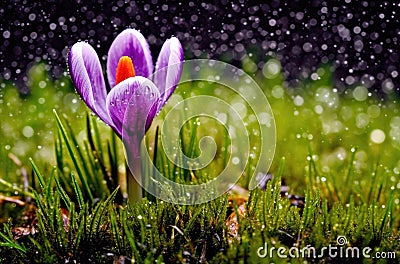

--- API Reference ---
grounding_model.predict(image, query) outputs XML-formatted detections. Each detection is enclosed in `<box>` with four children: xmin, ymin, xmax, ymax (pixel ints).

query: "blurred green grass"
<box><xmin>1</xmin><ymin>60</ymin><xmax>399</xmax><ymax>206</ymax></box>
<box><xmin>0</xmin><ymin>64</ymin><xmax>105</xmax><ymax>181</ymax></box>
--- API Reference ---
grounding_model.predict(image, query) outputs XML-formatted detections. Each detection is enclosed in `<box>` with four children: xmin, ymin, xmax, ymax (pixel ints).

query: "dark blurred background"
<box><xmin>1</xmin><ymin>0</ymin><xmax>399</xmax><ymax>95</ymax></box>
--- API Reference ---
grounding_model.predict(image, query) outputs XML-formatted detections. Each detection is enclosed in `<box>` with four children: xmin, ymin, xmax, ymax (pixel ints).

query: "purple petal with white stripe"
<box><xmin>154</xmin><ymin>37</ymin><xmax>184</xmax><ymax>111</ymax></box>
<box><xmin>107</xmin><ymin>29</ymin><xmax>154</xmax><ymax>88</ymax></box>
<box><xmin>68</xmin><ymin>42</ymin><xmax>113</xmax><ymax>127</ymax></box>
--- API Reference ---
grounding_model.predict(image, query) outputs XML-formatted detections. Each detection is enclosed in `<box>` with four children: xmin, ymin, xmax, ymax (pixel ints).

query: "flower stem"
<box><xmin>127</xmin><ymin>164</ymin><xmax>142</xmax><ymax>204</ymax></box>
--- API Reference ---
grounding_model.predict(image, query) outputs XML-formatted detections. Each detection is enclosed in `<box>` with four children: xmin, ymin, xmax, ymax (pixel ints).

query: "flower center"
<box><xmin>115</xmin><ymin>56</ymin><xmax>136</xmax><ymax>85</ymax></box>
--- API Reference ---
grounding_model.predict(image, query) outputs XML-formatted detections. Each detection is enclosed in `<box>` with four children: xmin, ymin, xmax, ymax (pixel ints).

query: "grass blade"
<box><xmin>55</xmin><ymin>175</ymin><xmax>72</xmax><ymax>210</ymax></box>
<box><xmin>71</xmin><ymin>172</ymin><xmax>85</xmax><ymax>209</ymax></box>
<box><xmin>29</xmin><ymin>158</ymin><xmax>45</xmax><ymax>190</ymax></box>
<box><xmin>53</xmin><ymin>109</ymin><xmax>94</xmax><ymax>203</ymax></box>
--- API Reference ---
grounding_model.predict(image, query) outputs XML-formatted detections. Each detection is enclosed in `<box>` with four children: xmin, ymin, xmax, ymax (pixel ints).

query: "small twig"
<box><xmin>0</xmin><ymin>194</ymin><xmax>26</xmax><ymax>206</ymax></box>
<box><xmin>8</xmin><ymin>153</ymin><xmax>22</xmax><ymax>167</ymax></box>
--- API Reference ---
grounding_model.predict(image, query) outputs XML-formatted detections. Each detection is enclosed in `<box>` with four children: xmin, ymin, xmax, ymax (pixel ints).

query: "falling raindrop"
<box><xmin>353</xmin><ymin>86</ymin><xmax>368</xmax><ymax>101</ymax></box>
<box><xmin>370</xmin><ymin>129</ymin><xmax>385</xmax><ymax>144</ymax></box>
<box><xmin>22</xmin><ymin>126</ymin><xmax>34</xmax><ymax>138</ymax></box>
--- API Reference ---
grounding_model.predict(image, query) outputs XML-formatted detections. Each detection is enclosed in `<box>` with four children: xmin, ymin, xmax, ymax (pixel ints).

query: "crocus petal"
<box><xmin>68</xmin><ymin>42</ymin><xmax>114</xmax><ymax>126</ymax></box>
<box><xmin>107</xmin><ymin>29</ymin><xmax>154</xmax><ymax>88</ymax></box>
<box><xmin>106</xmin><ymin>76</ymin><xmax>160</xmax><ymax>137</ymax></box>
<box><xmin>154</xmin><ymin>37</ymin><xmax>184</xmax><ymax>110</ymax></box>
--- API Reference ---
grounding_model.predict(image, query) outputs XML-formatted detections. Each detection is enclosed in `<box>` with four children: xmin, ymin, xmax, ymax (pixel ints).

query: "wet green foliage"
<box><xmin>0</xmin><ymin>62</ymin><xmax>399</xmax><ymax>262</ymax></box>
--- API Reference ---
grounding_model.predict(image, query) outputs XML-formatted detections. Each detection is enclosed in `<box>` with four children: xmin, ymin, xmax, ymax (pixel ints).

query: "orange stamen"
<box><xmin>115</xmin><ymin>56</ymin><xmax>136</xmax><ymax>85</ymax></box>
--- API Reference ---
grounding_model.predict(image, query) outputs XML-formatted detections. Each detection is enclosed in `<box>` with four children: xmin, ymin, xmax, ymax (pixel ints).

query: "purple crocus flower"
<box><xmin>68</xmin><ymin>29</ymin><xmax>183</xmax><ymax>202</ymax></box>
<box><xmin>68</xmin><ymin>28</ymin><xmax>184</xmax><ymax>137</ymax></box>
